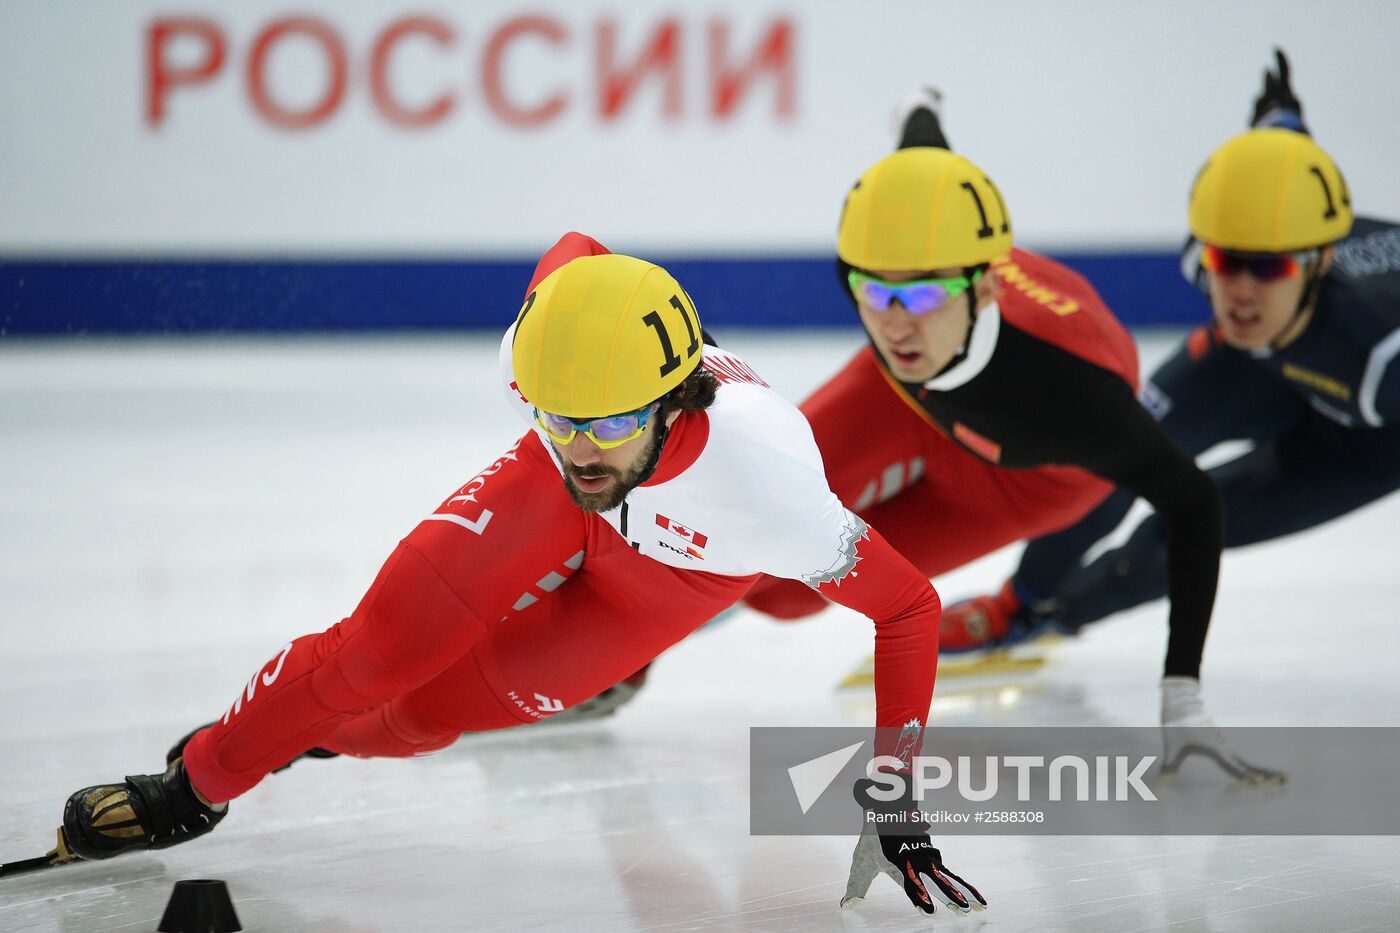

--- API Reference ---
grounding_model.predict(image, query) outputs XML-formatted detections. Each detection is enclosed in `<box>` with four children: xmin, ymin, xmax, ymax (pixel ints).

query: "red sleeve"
<box><xmin>404</xmin><ymin>433</ymin><xmax>589</xmax><ymax>627</ymax></box>
<box><xmin>526</xmin><ymin>231</ymin><xmax>613</xmax><ymax>294</ymax></box>
<box><xmin>813</xmin><ymin>524</ymin><xmax>939</xmax><ymax>746</ymax></box>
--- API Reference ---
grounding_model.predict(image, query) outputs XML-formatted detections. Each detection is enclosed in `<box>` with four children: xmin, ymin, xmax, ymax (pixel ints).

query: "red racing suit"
<box><xmin>183</xmin><ymin>234</ymin><xmax>942</xmax><ymax>803</ymax></box>
<box><xmin>744</xmin><ymin>250</ymin><xmax>1222</xmax><ymax>686</ymax></box>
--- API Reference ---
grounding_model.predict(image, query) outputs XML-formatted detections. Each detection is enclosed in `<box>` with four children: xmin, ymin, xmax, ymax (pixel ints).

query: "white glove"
<box><xmin>1159</xmin><ymin>676</ymin><xmax>1286</xmax><ymax>784</ymax></box>
<box><xmin>841</xmin><ymin>821</ymin><xmax>986</xmax><ymax>916</ymax></box>
<box><xmin>841</xmin><ymin>822</ymin><xmax>902</xmax><ymax>907</ymax></box>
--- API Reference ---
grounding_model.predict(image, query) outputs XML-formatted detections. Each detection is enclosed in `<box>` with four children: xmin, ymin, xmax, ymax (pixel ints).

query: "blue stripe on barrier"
<box><xmin>0</xmin><ymin>252</ymin><xmax>1206</xmax><ymax>336</ymax></box>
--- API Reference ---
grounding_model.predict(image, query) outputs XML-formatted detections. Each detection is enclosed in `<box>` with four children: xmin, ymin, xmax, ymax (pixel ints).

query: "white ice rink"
<box><xmin>3</xmin><ymin>331</ymin><xmax>1399</xmax><ymax>932</ymax></box>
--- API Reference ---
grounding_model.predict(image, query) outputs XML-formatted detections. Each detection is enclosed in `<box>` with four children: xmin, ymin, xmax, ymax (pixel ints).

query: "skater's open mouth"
<box><xmin>572</xmin><ymin>472</ymin><xmax>612</xmax><ymax>492</ymax></box>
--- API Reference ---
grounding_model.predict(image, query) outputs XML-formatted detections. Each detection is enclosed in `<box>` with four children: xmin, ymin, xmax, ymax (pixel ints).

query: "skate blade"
<box><xmin>836</xmin><ymin>636</ymin><xmax>1063</xmax><ymax>690</ymax></box>
<box><xmin>0</xmin><ymin>829</ymin><xmax>78</xmax><ymax>880</ymax></box>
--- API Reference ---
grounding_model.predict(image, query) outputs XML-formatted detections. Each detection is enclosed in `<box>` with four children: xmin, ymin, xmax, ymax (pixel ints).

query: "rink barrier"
<box><xmin>0</xmin><ymin>251</ymin><xmax>1202</xmax><ymax>336</ymax></box>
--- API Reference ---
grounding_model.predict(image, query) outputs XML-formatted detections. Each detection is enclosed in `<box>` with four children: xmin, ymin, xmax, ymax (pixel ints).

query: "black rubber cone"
<box><xmin>156</xmin><ymin>879</ymin><xmax>242</xmax><ymax>932</ymax></box>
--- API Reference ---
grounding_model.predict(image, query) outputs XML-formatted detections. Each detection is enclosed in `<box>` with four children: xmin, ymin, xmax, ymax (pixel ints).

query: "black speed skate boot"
<box><xmin>167</xmin><ymin>723</ymin><xmax>340</xmax><ymax>773</ymax></box>
<box><xmin>62</xmin><ymin>759</ymin><xmax>226</xmax><ymax>861</ymax></box>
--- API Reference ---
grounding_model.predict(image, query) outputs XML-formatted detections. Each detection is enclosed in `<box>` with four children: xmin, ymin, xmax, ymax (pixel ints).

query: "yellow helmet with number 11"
<box><xmin>512</xmin><ymin>254</ymin><xmax>704</xmax><ymax>419</ymax></box>
<box><xmin>837</xmin><ymin>147</ymin><xmax>1013</xmax><ymax>270</ymax></box>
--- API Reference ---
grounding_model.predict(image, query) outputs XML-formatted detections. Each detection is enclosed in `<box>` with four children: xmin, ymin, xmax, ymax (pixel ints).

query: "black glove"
<box><xmin>841</xmin><ymin>778</ymin><xmax>987</xmax><ymax>915</ymax></box>
<box><xmin>1250</xmin><ymin>48</ymin><xmax>1308</xmax><ymax>133</ymax></box>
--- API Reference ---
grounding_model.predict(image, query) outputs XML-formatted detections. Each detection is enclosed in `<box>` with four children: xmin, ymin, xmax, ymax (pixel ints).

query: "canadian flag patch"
<box><xmin>655</xmin><ymin>513</ymin><xmax>709</xmax><ymax>552</ymax></box>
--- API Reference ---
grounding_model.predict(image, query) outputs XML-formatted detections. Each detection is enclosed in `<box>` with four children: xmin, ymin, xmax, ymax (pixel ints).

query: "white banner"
<box><xmin>1</xmin><ymin>1</ymin><xmax>1397</xmax><ymax>254</ymax></box>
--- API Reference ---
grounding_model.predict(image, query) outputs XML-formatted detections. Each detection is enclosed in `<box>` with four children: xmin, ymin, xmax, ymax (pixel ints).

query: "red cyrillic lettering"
<box><xmin>146</xmin><ymin>17</ymin><xmax>227</xmax><ymax>127</ymax></box>
<box><xmin>482</xmin><ymin>16</ymin><xmax>568</xmax><ymax>127</ymax></box>
<box><xmin>370</xmin><ymin>16</ymin><xmax>456</xmax><ymax>128</ymax></box>
<box><xmin>246</xmin><ymin>17</ymin><xmax>348</xmax><ymax>130</ymax></box>
<box><xmin>596</xmin><ymin>19</ymin><xmax>681</xmax><ymax>120</ymax></box>
<box><xmin>708</xmin><ymin>18</ymin><xmax>795</xmax><ymax>120</ymax></box>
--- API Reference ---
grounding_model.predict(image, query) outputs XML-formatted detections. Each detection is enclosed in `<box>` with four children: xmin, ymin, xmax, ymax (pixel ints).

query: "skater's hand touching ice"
<box><xmin>1159</xmin><ymin>676</ymin><xmax>1286</xmax><ymax>784</ymax></box>
<box><xmin>841</xmin><ymin>778</ymin><xmax>987</xmax><ymax>916</ymax></box>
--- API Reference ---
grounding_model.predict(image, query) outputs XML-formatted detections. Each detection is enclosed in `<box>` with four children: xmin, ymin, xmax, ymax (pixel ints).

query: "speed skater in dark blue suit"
<box><xmin>944</xmin><ymin>52</ymin><xmax>1400</xmax><ymax>714</ymax></box>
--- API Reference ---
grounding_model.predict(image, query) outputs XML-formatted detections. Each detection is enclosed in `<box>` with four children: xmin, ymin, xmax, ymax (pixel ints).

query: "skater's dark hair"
<box><xmin>661</xmin><ymin>369</ymin><xmax>720</xmax><ymax>416</ymax></box>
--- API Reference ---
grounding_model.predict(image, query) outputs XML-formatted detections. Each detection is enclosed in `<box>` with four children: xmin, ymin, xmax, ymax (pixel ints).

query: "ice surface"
<box><xmin>3</xmin><ymin>331</ymin><xmax>1399</xmax><ymax>932</ymax></box>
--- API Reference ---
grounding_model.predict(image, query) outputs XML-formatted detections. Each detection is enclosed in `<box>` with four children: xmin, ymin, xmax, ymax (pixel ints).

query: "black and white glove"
<box><xmin>1250</xmin><ymin>48</ymin><xmax>1308</xmax><ymax>133</ymax></box>
<box><xmin>1159</xmin><ymin>676</ymin><xmax>1286</xmax><ymax>784</ymax></box>
<box><xmin>841</xmin><ymin>779</ymin><xmax>987</xmax><ymax>916</ymax></box>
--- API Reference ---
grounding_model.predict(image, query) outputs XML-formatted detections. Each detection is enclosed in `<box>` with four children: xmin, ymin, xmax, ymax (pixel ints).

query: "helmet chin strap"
<box><xmin>928</xmin><ymin>265</ymin><xmax>981</xmax><ymax>379</ymax></box>
<box><xmin>543</xmin><ymin>399</ymin><xmax>673</xmax><ymax>496</ymax></box>
<box><xmin>632</xmin><ymin>414</ymin><xmax>671</xmax><ymax>487</ymax></box>
<box><xmin>1269</xmin><ymin>251</ymin><xmax>1323</xmax><ymax>351</ymax></box>
<box><xmin>836</xmin><ymin>258</ymin><xmax>985</xmax><ymax>383</ymax></box>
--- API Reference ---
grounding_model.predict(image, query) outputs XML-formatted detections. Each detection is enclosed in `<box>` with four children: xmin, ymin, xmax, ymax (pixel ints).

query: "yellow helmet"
<box><xmin>511</xmin><ymin>253</ymin><xmax>703</xmax><ymax>418</ymax></box>
<box><xmin>837</xmin><ymin>147</ymin><xmax>1012</xmax><ymax>270</ymax></box>
<box><xmin>1188</xmin><ymin>128</ymin><xmax>1352</xmax><ymax>252</ymax></box>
